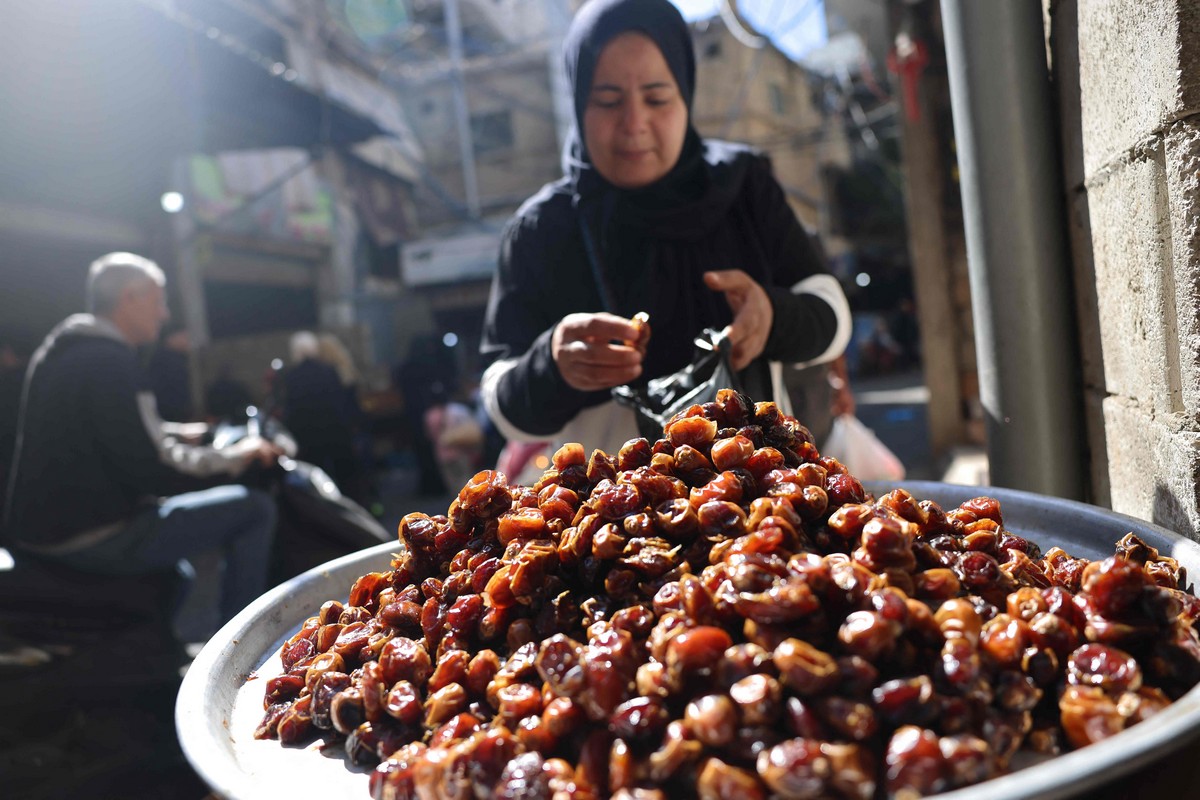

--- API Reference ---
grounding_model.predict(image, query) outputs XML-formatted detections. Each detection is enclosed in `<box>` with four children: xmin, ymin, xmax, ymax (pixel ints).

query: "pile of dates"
<box><xmin>254</xmin><ymin>390</ymin><xmax>1200</xmax><ymax>799</ymax></box>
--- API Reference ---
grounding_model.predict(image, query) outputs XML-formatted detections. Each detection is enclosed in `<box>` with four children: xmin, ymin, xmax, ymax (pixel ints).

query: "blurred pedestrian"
<box><xmin>892</xmin><ymin>296</ymin><xmax>921</xmax><ymax>369</ymax></box>
<box><xmin>317</xmin><ymin>332</ymin><xmax>361</xmax><ymax>391</ymax></box>
<box><xmin>147</xmin><ymin>321</ymin><xmax>194</xmax><ymax>422</ymax></box>
<box><xmin>425</xmin><ymin>397</ymin><xmax>484</xmax><ymax>491</ymax></box>
<box><xmin>205</xmin><ymin>364</ymin><xmax>255</xmax><ymax>423</ymax></box>
<box><xmin>282</xmin><ymin>331</ymin><xmax>357</xmax><ymax>492</ymax></box>
<box><xmin>316</xmin><ymin>332</ymin><xmax>370</xmax><ymax>502</ymax></box>
<box><xmin>393</xmin><ymin>335</ymin><xmax>459</xmax><ymax>496</ymax></box>
<box><xmin>783</xmin><ymin>354</ymin><xmax>855</xmax><ymax>448</ymax></box>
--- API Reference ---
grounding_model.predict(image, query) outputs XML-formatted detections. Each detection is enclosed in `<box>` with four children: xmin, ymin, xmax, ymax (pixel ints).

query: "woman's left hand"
<box><xmin>704</xmin><ymin>270</ymin><xmax>772</xmax><ymax>370</ymax></box>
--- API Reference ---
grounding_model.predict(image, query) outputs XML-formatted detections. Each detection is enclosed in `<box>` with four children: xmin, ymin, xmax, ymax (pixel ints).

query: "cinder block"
<box><xmin>1165</xmin><ymin>118</ymin><xmax>1200</xmax><ymax>418</ymax></box>
<box><xmin>1088</xmin><ymin>148</ymin><xmax>1177</xmax><ymax>413</ymax></box>
<box><xmin>1078</xmin><ymin>0</ymin><xmax>1200</xmax><ymax>176</ymax></box>
<box><xmin>1102</xmin><ymin>397</ymin><xmax>1200</xmax><ymax>540</ymax></box>
<box><xmin>1102</xmin><ymin>398</ymin><xmax>1155</xmax><ymax>515</ymax></box>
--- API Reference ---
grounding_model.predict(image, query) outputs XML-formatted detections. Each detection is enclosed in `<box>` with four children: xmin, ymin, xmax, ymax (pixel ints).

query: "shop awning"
<box><xmin>0</xmin><ymin>0</ymin><xmax>387</xmax><ymax>216</ymax></box>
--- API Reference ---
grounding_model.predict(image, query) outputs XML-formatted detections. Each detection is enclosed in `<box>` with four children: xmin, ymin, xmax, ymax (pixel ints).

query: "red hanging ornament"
<box><xmin>887</xmin><ymin>33</ymin><xmax>930</xmax><ymax>123</ymax></box>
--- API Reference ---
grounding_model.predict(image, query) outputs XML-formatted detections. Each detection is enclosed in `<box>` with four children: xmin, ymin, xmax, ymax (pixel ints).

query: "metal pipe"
<box><xmin>939</xmin><ymin>0</ymin><xmax>1085</xmax><ymax>499</ymax></box>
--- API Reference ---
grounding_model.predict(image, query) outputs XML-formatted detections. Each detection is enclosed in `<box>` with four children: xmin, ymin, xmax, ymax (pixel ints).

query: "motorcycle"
<box><xmin>214</xmin><ymin>405</ymin><xmax>392</xmax><ymax>585</ymax></box>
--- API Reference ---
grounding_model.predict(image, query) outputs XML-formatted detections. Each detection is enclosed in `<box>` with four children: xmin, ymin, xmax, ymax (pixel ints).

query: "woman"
<box><xmin>481</xmin><ymin>0</ymin><xmax>851</xmax><ymax>471</ymax></box>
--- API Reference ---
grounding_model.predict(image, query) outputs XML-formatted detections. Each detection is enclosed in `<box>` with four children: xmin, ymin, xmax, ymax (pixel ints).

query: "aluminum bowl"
<box><xmin>177</xmin><ymin>481</ymin><xmax>1200</xmax><ymax>800</ymax></box>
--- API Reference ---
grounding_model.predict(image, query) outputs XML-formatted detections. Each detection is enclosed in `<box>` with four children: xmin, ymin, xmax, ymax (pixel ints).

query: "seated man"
<box><xmin>3</xmin><ymin>252</ymin><xmax>280</xmax><ymax>630</ymax></box>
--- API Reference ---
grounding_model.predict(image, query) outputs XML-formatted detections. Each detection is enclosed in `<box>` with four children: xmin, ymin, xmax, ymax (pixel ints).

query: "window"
<box><xmin>470</xmin><ymin>111</ymin><xmax>514</xmax><ymax>153</ymax></box>
<box><xmin>768</xmin><ymin>84</ymin><xmax>786</xmax><ymax>115</ymax></box>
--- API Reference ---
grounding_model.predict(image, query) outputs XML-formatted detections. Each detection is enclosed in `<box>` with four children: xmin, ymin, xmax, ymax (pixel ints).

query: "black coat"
<box><xmin>4</xmin><ymin>316</ymin><xmax>217</xmax><ymax>552</ymax></box>
<box><xmin>282</xmin><ymin>359</ymin><xmax>354</xmax><ymax>454</ymax></box>
<box><xmin>481</xmin><ymin>143</ymin><xmax>843</xmax><ymax>439</ymax></box>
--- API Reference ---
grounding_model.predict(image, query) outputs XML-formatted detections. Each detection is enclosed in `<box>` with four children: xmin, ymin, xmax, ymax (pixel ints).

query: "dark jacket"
<box><xmin>480</xmin><ymin>144</ymin><xmax>850</xmax><ymax>444</ymax></box>
<box><xmin>282</xmin><ymin>358</ymin><xmax>355</xmax><ymax>454</ymax></box>
<box><xmin>4</xmin><ymin>315</ymin><xmax>226</xmax><ymax>554</ymax></box>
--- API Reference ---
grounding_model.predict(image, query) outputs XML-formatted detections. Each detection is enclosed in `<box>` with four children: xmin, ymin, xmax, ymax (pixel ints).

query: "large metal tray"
<box><xmin>177</xmin><ymin>481</ymin><xmax>1200</xmax><ymax>800</ymax></box>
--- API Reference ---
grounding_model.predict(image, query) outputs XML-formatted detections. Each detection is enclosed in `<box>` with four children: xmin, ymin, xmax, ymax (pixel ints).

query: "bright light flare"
<box><xmin>160</xmin><ymin>191</ymin><xmax>185</xmax><ymax>213</ymax></box>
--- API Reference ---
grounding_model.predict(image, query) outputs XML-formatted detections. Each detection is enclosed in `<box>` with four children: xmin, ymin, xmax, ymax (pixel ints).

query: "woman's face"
<box><xmin>583</xmin><ymin>32</ymin><xmax>688</xmax><ymax>189</ymax></box>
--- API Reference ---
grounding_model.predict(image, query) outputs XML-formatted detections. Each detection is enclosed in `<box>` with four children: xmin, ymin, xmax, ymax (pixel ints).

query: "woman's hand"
<box><xmin>552</xmin><ymin>312</ymin><xmax>648</xmax><ymax>391</ymax></box>
<box><xmin>704</xmin><ymin>270</ymin><xmax>772</xmax><ymax>370</ymax></box>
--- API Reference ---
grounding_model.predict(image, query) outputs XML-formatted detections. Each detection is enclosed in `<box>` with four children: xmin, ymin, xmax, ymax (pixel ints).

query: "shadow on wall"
<box><xmin>1067</xmin><ymin>188</ymin><xmax>1111</xmax><ymax>511</ymax></box>
<box><xmin>1153</xmin><ymin>482</ymin><xmax>1198</xmax><ymax>542</ymax></box>
<box><xmin>1047</xmin><ymin>0</ymin><xmax>1109</xmax><ymax>510</ymax></box>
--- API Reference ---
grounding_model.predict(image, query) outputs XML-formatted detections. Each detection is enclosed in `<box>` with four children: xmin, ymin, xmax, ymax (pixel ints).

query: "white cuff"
<box><xmin>788</xmin><ymin>273</ymin><xmax>852</xmax><ymax>368</ymax></box>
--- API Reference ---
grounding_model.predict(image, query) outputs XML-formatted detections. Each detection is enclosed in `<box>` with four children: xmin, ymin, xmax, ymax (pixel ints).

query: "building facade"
<box><xmin>0</xmin><ymin>0</ymin><xmax>430</xmax><ymax>410</ymax></box>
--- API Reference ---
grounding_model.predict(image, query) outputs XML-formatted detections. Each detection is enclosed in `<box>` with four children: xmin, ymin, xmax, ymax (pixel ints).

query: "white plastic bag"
<box><xmin>822</xmin><ymin>414</ymin><xmax>906</xmax><ymax>481</ymax></box>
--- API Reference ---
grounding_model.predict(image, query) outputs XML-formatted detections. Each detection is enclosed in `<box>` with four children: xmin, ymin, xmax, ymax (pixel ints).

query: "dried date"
<box><xmin>252</xmin><ymin>389</ymin><xmax>1200</xmax><ymax>800</ymax></box>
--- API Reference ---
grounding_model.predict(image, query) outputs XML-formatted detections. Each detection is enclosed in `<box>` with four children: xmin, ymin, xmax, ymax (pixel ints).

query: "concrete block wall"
<box><xmin>1054</xmin><ymin>0</ymin><xmax>1200</xmax><ymax>535</ymax></box>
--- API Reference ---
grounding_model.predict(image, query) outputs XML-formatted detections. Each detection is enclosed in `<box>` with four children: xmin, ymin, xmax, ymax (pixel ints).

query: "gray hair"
<box><xmin>290</xmin><ymin>330</ymin><xmax>320</xmax><ymax>363</ymax></box>
<box><xmin>86</xmin><ymin>252</ymin><xmax>165</xmax><ymax>316</ymax></box>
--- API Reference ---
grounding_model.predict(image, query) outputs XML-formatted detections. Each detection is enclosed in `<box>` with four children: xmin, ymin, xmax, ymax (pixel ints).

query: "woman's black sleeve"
<box><xmin>743</xmin><ymin>155</ymin><xmax>846</xmax><ymax>364</ymax></box>
<box><xmin>480</xmin><ymin>213</ymin><xmax>607</xmax><ymax>438</ymax></box>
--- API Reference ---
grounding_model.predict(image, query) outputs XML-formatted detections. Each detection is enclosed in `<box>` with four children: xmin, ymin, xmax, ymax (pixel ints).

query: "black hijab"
<box><xmin>560</xmin><ymin>0</ymin><xmax>750</xmax><ymax>242</ymax></box>
<box><xmin>558</xmin><ymin>0</ymin><xmax>763</xmax><ymax>392</ymax></box>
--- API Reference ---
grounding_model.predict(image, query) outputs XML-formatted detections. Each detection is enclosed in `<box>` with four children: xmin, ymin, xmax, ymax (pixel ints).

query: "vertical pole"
<box><xmin>940</xmin><ymin>0</ymin><xmax>1085</xmax><ymax>499</ymax></box>
<box><xmin>170</xmin><ymin>158</ymin><xmax>211</xmax><ymax>418</ymax></box>
<box><xmin>318</xmin><ymin>152</ymin><xmax>361</xmax><ymax>332</ymax></box>
<box><xmin>445</xmin><ymin>0</ymin><xmax>481</xmax><ymax>219</ymax></box>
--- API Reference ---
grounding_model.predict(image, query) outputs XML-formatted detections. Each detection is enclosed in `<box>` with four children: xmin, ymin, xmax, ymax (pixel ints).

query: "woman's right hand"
<box><xmin>552</xmin><ymin>312</ymin><xmax>648</xmax><ymax>391</ymax></box>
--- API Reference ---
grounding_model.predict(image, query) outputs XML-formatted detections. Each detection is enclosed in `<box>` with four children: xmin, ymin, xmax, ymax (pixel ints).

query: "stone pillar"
<box><xmin>317</xmin><ymin>152</ymin><xmax>361</xmax><ymax>333</ymax></box>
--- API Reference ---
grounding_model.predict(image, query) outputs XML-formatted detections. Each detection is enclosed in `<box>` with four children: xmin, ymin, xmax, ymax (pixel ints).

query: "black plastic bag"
<box><xmin>278</xmin><ymin>458</ymin><xmax>391</xmax><ymax>550</ymax></box>
<box><xmin>612</xmin><ymin>327</ymin><xmax>739</xmax><ymax>441</ymax></box>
